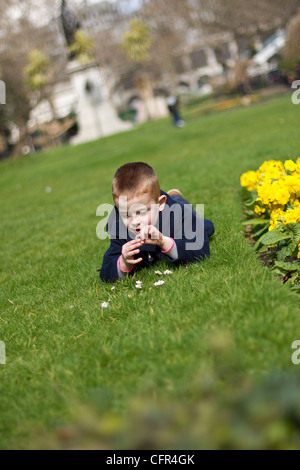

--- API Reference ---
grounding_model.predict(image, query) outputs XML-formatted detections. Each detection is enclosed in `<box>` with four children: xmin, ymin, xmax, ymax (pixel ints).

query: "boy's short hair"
<box><xmin>112</xmin><ymin>162</ymin><xmax>161</xmax><ymax>203</ymax></box>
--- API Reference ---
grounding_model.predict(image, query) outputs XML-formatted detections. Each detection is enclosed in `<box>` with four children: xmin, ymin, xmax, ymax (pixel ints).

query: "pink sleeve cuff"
<box><xmin>161</xmin><ymin>238</ymin><xmax>175</xmax><ymax>253</ymax></box>
<box><xmin>118</xmin><ymin>255</ymin><xmax>134</xmax><ymax>273</ymax></box>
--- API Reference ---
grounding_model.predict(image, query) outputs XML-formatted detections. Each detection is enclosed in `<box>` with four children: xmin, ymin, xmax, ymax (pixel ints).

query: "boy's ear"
<box><xmin>158</xmin><ymin>195</ymin><xmax>167</xmax><ymax>211</ymax></box>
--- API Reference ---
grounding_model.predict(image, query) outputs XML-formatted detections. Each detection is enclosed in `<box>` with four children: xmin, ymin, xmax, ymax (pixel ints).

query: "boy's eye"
<box><xmin>127</xmin><ymin>210</ymin><xmax>148</xmax><ymax>217</ymax></box>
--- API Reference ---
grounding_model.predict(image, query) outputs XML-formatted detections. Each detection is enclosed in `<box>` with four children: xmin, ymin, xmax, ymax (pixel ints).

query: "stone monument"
<box><xmin>60</xmin><ymin>0</ymin><xmax>132</xmax><ymax>145</ymax></box>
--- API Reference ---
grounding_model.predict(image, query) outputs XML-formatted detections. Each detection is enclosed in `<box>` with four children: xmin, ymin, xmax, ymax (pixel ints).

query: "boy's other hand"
<box><xmin>120</xmin><ymin>239</ymin><xmax>145</xmax><ymax>271</ymax></box>
<box><xmin>140</xmin><ymin>225</ymin><xmax>173</xmax><ymax>252</ymax></box>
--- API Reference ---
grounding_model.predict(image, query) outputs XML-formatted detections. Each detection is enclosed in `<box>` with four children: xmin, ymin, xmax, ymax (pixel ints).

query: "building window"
<box><xmin>190</xmin><ymin>49</ymin><xmax>207</xmax><ymax>69</ymax></box>
<box><xmin>172</xmin><ymin>56</ymin><xmax>185</xmax><ymax>74</ymax></box>
<box><xmin>215</xmin><ymin>43</ymin><xmax>231</xmax><ymax>63</ymax></box>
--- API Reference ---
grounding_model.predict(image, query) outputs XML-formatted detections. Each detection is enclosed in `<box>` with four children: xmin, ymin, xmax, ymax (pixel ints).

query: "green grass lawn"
<box><xmin>1</xmin><ymin>95</ymin><xmax>300</xmax><ymax>449</ymax></box>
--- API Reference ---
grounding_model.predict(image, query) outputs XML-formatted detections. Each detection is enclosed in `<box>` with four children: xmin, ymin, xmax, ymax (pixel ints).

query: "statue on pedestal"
<box><xmin>60</xmin><ymin>0</ymin><xmax>132</xmax><ymax>143</ymax></box>
<box><xmin>60</xmin><ymin>0</ymin><xmax>81</xmax><ymax>58</ymax></box>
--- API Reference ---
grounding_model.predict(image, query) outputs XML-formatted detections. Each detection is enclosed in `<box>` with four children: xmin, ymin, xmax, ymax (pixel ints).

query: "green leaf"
<box><xmin>272</xmin><ymin>267</ymin><xmax>289</xmax><ymax>276</ymax></box>
<box><xmin>256</xmin><ymin>244</ymin><xmax>270</xmax><ymax>253</ymax></box>
<box><xmin>290</xmin><ymin>284</ymin><xmax>300</xmax><ymax>292</ymax></box>
<box><xmin>253</xmin><ymin>223</ymin><xmax>270</xmax><ymax>239</ymax></box>
<box><xmin>260</xmin><ymin>227</ymin><xmax>291</xmax><ymax>246</ymax></box>
<box><xmin>244</xmin><ymin>189</ymin><xmax>258</xmax><ymax>210</ymax></box>
<box><xmin>245</xmin><ymin>200</ymin><xmax>258</xmax><ymax>210</ymax></box>
<box><xmin>254</xmin><ymin>231</ymin><xmax>270</xmax><ymax>251</ymax></box>
<box><xmin>273</xmin><ymin>260</ymin><xmax>300</xmax><ymax>272</ymax></box>
<box><xmin>277</xmin><ymin>245</ymin><xmax>293</xmax><ymax>261</ymax></box>
<box><xmin>287</xmin><ymin>223</ymin><xmax>300</xmax><ymax>237</ymax></box>
<box><xmin>275</xmin><ymin>227</ymin><xmax>300</xmax><ymax>260</ymax></box>
<box><xmin>241</xmin><ymin>219</ymin><xmax>268</xmax><ymax>226</ymax></box>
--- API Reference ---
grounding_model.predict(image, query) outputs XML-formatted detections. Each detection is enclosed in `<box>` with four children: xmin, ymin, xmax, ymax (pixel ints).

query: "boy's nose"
<box><xmin>132</xmin><ymin>214</ymin><xmax>141</xmax><ymax>225</ymax></box>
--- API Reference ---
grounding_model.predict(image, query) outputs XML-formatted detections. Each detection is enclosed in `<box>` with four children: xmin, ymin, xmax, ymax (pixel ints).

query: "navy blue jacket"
<box><xmin>99</xmin><ymin>191</ymin><xmax>214</xmax><ymax>283</ymax></box>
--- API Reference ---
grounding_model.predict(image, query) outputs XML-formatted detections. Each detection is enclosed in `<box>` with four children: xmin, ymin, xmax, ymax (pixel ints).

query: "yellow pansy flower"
<box><xmin>240</xmin><ymin>171</ymin><xmax>258</xmax><ymax>191</ymax></box>
<box><xmin>284</xmin><ymin>160</ymin><xmax>297</xmax><ymax>173</ymax></box>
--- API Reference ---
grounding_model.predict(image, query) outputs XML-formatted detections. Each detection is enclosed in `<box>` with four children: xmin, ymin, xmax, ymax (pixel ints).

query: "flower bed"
<box><xmin>241</xmin><ymin>159</ymin><xmax>300</xmax><ymax>292</ymax></box>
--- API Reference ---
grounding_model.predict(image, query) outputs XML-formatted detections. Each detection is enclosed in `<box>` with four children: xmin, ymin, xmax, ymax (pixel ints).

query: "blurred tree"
<box><xmin>69</xmin><ymin>29</ymin><xmax>95</xmax><ymax>64</ymax></box>
<box><xmin>0</xmin><ymin>0</ymin><xmax>68</xmax><ymax>155</ymax></box>
<box><xmin>181</xmin><ymin>0</ymin><xmax>300</xmax><ymax>56</ymax></box>
<box><xmin>25</xmin><ymin>48</ymin><xmax>61</xmax><ymax>120</ymax></box>
<box><xmin>121</xmin><ymin>18</ymin><xmax>152</xmax><ymax>62</ymax></box>
<box><xmin>24</xmin><ymin>49</ymin><xmax>50</xmax><ymax>96</ymax></box>
<box><xmin>172</xmin><ymin>0</ymin><xmax>300</xmax><ymax>89</ymax></box>
<box><xmin>282</xmin><ymin>13</ymin><xmax>300</xmax><ymax>73</ymax></box>
<box><xmin>140</xmin><ymin>0</ymin><xmax>188</xmax><ymax>94</ymax></box>
<box><xmin>25</xmin><ymin>49</ymin><xmax>50</xmax><ymax>91</ymax></box>
<box><xmin>121</xmin><ymin>19</ymin><xmax>154</xmax><ymax>119</ymax></box>
<box><xmin>264</xmin><ymin>0</ymin><xmax>300</xmax><ymax>27</ymax></box>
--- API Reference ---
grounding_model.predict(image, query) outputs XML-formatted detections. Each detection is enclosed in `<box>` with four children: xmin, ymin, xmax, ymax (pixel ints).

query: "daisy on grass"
<box><xmin>111</xmin><ymin>286</ymin><xmax>116</xmax><ymax>291</ymax></box>
<box><xmin>154</xmin><ymin>280</ymin><xmax>165</xmax><ymax>286</ymax></box>
<box><xmin>101</xmin><ymin>302</ymin><xmax>109</xmax><ymax>308</ymax></box>
<box><xmin>155</xmin><ymin>270</ymin><xmax>162</xmax><ymax>275</ymax></box>
<box><xmin>164</xmin><ymin>270</ymin><xmax>173</xmax><ymax>275</ymax></box>
<box><xmin>136</xmin><ymin>280</ymin><xmax>143</xmax><ymax>285</ymax></box>
<box><xmin>135</xmin><ymin>285</ymin><xmax>142</xmax><ymax>289</ymax></box>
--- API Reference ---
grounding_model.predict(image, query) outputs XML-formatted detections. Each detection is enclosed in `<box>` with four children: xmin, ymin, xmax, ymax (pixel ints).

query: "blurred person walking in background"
<box><xmin>166</xmin><ymin>94</ymin><xmax>185</xmax><ymax>127</ymax></box>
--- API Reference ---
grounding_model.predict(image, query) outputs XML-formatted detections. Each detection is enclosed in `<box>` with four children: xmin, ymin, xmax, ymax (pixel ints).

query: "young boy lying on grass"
<box><xmin>99</xmin><ymin>162</ymin><xmax>214</xmax><ymax>283</ymax></box>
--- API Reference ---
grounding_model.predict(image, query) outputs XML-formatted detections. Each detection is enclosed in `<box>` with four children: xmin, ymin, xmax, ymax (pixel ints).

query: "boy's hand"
<box><xmin>140</xmin><ymin>225</ymin><xmax>174</xmax><ymax>252</ymax></box>
<box><xmin>120</xmin><ymin>239</ymin><xmax>145</xmax><ymax>272</ymax></box>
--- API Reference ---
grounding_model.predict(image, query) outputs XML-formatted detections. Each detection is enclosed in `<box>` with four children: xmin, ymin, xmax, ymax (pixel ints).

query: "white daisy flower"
<box><xmin>111</xmin><ymin>286</ymin><xmax>116</xmax><ymax>291</ymax></box>
<box><xmin>135</xmin><ymin>281</ymin><xmax>143</xmax><ymax>285</ymax></box>
<box><xmin>164</xmin><ymin>270</ymin><xmax>173</xmax><ymax>275</ymax></box>
<box><xmin>135</xmin><ymin>285</ymin><xmax>142</xmax><ymax>289</ymax></box>
<box><xmin>128</xmin><ymin>294</ymin><xmax>132</xmax><ymax>298</ymax></box>
<box><xmin>155</xmin><ymin>270</ymin><xmax>162</xmax><ymax>275</ymax></box>
<box><xmin>154</xmin><ymin>280</ymin><xmax>165</xmax><ymax>286</ymax></box>
<box><xmin>101</xmin><ymin>302</ymin><xmax>109</xmax><ymax>308</ymax></box>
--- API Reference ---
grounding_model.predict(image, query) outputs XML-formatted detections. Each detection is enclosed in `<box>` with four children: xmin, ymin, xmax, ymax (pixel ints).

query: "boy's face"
<box><xmin>117</xmin><ymin>192</ymin><xmax>167</xmax><ymax>238</ymax></box>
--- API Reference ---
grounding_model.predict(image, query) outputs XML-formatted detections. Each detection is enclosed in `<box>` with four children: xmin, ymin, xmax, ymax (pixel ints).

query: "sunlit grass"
<box><xmin>0</xmin><ymin>95</ymin><xmax>299</xmax><ymax>449</ymax></box>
